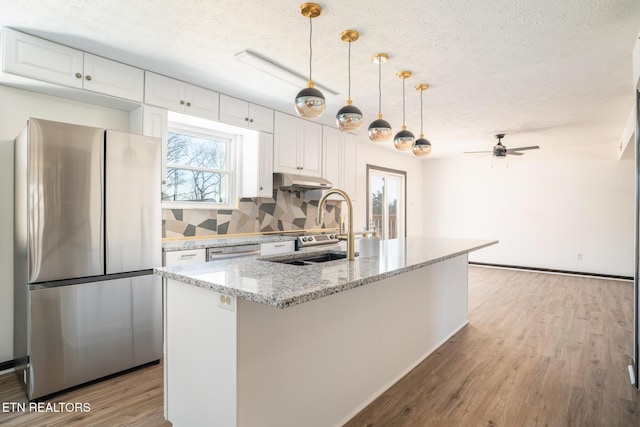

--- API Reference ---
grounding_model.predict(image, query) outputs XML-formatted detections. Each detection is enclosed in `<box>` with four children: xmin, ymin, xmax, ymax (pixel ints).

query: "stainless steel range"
<box><xmin>295</xmin><ymin>233</ymin><xmax>342</xmax><ymax>251</ymax></box>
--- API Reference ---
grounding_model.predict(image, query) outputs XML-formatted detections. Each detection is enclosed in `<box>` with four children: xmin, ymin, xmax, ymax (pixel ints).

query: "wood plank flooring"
<box><xmin>346</xmin><ymin>267</ymin><xmax>640</xmax><ymax>427</ymax></box>
<box><xmin>0</xmin><ymin>266</ymin><xmax>638</xmax><ymax>426</ymax></box>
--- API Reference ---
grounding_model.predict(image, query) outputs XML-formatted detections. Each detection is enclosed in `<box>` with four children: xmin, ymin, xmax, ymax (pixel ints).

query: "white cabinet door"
<box><xmin>323</xmin><ymin>126</ymin><xmax>342</xmax><ymax>193</ymax></box>
<box><xmin>322</xmin><ymin>126</ymin><xmax>358</xmax><ymax>200</ymax></box>
<box><xmin>144</xmin><ymin>72</ymin><xmax>185</xmax><ymax>111</ymax></box>
<box><xmin>185</xmin><ymin>84</ymin><xmax>219</xmax><ymax>120</ymax></box>
<box><xmin>299</xmin><ymin>120</ymin><xmax>323</xmax><ymax>177</ymax></box>
<box><xmin>260</xmin><ymin>241</ymin><xmax>295</xmax><ymax>256</ymax></box>
<box><xmin>274</xmin><ymin>112</ymin><xmax>301</xmax><ymax>174</ymax></box>
<box><xmin>83</xmin><ymin>53</ymin><xmax>144</xmax><ymax>102</ymax></box>
<box><xmin>219</xmin><ymin>94</ymin><xmax>250</xmax><ymax>128</ymax></box>
<box><xmin>274</xmin><ymin>112</ymin><xmax>323</xmax><ymax>177</ymax></box>
<box><xmin>145</xmin><ymin>71</ymin><xmax>219</xmax><ymax>120</ymax></box>
<box><xmin>241</xmin><ymin>132</ymin><xmax>273</xmax><ymax>198</ymax></box>
<box><xmin>2</xmin><ymin>27</ymin><xmax>83</xmax><ymax>89</ymax></box>
<box><xmin>342</xmin><ymin>133</ymin><xmax>358</xmax><ymax>200</ymax></box>
<box><xmin>164</xmin><ymin>249</ymin><xmax>206</xmax><ymax>267</ymax></box>
<box><xmin>258</xmin><ymin>133</ymin><xmax>274</xmax><ymax>197</ymax></box>
<box><xmin>219</xmin><ymin>95</ymin><xmax>274</xmax><ymax>133</ymax></box>
<box><xmin>249</xmin><ymin>103</ymin><xmax>274</xmax><ymax>133</ymax></box>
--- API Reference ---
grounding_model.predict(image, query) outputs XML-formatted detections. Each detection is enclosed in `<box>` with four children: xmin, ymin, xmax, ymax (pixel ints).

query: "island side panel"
<box><xmin>165</xmin><ymin>278</ymin><xmax>238</xmax><ymax>426</ymax></box>
<box><xmin>236</xmin><ymin>254</ymin><xmax>469</xmax><ymax>427</ymax></box>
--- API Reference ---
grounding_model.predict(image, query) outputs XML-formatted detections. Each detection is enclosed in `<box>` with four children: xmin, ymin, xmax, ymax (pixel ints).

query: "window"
<box><xmin>163</xmin><ymin>112</ymin><xmax>238</xmax><ymax>209</ymax></box>
<box><xmin>366</xmin><ymin>165</ymin><xmax>406</xmax><ymax>239</ymax></box>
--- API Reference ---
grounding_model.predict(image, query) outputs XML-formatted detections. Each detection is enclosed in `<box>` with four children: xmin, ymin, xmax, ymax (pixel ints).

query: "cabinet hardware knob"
<box><xmin>85</xmin><ymin>75</ymin><xmax>92</xmax><ymax>81</ymax></box>
<box><xmin>259</xmin><ymin>186</ymin><xmax>263</xmax><ymax>190</ymax></box>
<box><xmin>186</xmin><ymin>102</ymin><xmax>191</xmax><ymax>107</ymax></box>
<box><xmin>180</xmin><ymin>100</ymin><xmax>185</xmax><ymax>105</ymax></box>
<box><xmin>75</xmin><ymin>73</ymin><xmax>82</xmax><ymax>78</ymax></box>
<box><xmin>245</xmin><ymin>117</ymin><xmax>249</xmax><ymax>122</ymax></box>
<box><xmin>162</xmin><ymin>179</ymin><xmax>167</xmax><ymax>184</ymax></box>
<box><xmin>249</xmin><ymin>118</ymin><xmax>254</xmax><ymax>123</ymax></box>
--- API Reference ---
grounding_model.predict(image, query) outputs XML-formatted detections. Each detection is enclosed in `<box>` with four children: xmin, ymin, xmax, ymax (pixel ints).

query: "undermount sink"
<box><xmin>269</xmin><ymin>252</ymin><xmax>349</xmax><ymax>266</ymax></box>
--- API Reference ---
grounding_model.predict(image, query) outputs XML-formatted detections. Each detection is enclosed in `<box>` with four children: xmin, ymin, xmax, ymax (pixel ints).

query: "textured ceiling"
<box><xmin>1</xmin><ymin>0</ymin><xmax>639</xmax><ymax>158</ymax></box>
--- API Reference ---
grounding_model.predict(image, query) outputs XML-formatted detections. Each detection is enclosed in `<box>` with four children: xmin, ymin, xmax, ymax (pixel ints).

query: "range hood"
<box><xmin>273</xmin><ymin>173</ymin><xmax>333</xmax><ymax>191</ymax></box>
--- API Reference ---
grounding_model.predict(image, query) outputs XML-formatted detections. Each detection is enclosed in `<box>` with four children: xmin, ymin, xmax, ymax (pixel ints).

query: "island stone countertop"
<box><xmin>154</xmin><ymin>237</ymin><xmax>498</xmax><ymax>308</ymax></box>
<box><xmin>162</xmin><ymin>234</ymin><xmax>297</xmax><ymax>251</ymax></box>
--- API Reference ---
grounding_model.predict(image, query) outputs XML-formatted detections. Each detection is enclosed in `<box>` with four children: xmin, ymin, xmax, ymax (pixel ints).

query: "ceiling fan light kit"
<box><xmin>294</xmin><ymin>3</ymin><xmax>326</xmax><ymax>119</ymax></box>
<box><xmin>464</xmin><ymin>134</ymin><xmax>541</xmax><ymax>158</ymax></box>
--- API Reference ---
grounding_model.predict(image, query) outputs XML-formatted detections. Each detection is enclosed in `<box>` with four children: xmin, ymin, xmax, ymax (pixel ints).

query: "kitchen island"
<box><xmin>154</xmin><ymin>237</ymin><xmax>497</xmax><ymax>427</ymax></box>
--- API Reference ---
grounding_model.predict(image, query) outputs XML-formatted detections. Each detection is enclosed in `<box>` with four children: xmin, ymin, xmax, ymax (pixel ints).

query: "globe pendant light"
<box><xmin>336</xmin><ymin>29</ymin><xmax>363</xmax><ymax>131</ymax></box>
<box><xmin>368</xmin><ymin>53</ymin><xmax>392</xmax><ymax>141</ymax></box>
<box><xmin>412</xmin><ymin>83</ymin><xmax>432</xmax><ymax>157</ymax></box>
<box><xmin>393</xmin><ymin>71</ymin><xmax>415</xmax><ymax>150</ymax></box>
<box><xmin>294</xmin><ymin>3</ymin><xmax>326</xmax><ymax>119</ymax></box>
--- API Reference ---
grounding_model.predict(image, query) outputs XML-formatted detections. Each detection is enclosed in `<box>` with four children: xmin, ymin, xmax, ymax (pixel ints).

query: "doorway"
<box><xmin>366</xmin><ymin>165</ymin><xmax>406</xmax><ymax>239</ymax></box>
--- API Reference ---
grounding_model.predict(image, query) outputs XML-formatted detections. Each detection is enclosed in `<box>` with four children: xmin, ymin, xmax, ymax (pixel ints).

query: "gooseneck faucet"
<box><xmin>316</xmin><ymin>189</ymin><xmax>355</xmax><ymax>261</ymax></box>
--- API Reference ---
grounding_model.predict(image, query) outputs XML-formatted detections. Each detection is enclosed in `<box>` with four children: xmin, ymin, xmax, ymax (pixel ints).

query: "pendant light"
<box><xmin>294</xmin><ymin>3</ymin><xmax>326</xmax><ymax>119</ymax></box>
<box><xmin>368</xmin><ymin>53</ymin><xmax>392</xmax><ymax>141</ymax></box>
<box><xmin>336</xmin><ymin>29</ymin><xmax>363</xmax><ymax>131</ymax></box>
<box><xmin>412</xmin><ymin>84</ymin><xmax>432</xmax><ymax>157</ymax></box>
<box><xmin>393</xmin><ymin>71</ymin><xmax>415</xmax><ymax>150</ymax></box>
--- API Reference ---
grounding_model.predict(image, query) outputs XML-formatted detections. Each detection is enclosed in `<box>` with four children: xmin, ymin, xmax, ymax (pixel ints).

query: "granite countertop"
<box><xmin>162</xmin><ymin>235</ymin><xmax>297</xmax><ymax>252</ymax></box>
<box><xmin>154</xmin><ymin>237</ymin><xmax>498</xmax><ymax>309</ymax></box>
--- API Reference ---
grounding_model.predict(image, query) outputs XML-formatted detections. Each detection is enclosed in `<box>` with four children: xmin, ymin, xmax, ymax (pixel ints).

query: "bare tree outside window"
<box><xmin>163</xmin><ymin>131</ymin><xmax>230</xmax><ymax>203</ymax></box>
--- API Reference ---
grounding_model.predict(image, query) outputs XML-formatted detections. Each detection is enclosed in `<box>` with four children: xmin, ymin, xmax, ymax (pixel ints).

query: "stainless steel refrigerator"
<box><xmin>14</xmin><ymin>118</ymin><xmax>162</xmax><ymax>400</ymax></box>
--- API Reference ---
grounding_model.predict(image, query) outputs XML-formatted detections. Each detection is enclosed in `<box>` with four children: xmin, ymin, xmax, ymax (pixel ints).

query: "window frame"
<box><xmin>162</xmin><ymin>116</ymin><xmax>239</xmax><ymax>210</ymax></box>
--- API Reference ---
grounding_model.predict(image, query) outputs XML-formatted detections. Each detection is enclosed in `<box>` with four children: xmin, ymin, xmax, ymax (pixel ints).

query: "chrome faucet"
<box><xmin>316</xmin><ymin>189</ymin><xmax>355</xmax><ymax>261</ymax></box>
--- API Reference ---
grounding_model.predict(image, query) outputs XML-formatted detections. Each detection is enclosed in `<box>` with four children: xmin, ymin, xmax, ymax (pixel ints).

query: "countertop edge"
<box><xmin>155</xmin><ymin>239</ymin><xmax>498</xmax><ymax>309</ymax></box>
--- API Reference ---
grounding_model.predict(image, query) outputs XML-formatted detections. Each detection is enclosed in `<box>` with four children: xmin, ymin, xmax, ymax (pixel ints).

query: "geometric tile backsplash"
<box><xmin>163</xmin><ymin>190</ymin><xmax>343</xmax><ymax>238</ymax></box>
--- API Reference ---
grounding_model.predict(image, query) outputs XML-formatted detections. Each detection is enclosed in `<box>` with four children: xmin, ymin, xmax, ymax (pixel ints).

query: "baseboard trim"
<box><xmin>0</xmin><ymin>359</ymin><xmax>15</xmax><ymax>372</ymax></box>
<box><xmin>469</xmin><ymin>262</ymin><xmax>633</xmax><ymax>281</ymax></box>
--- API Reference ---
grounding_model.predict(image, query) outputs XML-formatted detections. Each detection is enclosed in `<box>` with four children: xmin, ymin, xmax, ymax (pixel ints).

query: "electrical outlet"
<box><xmin>218</xmin><ymin>294</ymin><xmax>235</xmax><ymax>312</ymax></box>
<box><xmin>577</xmin><ymin>253</ymin><xmax>584</xmax><ymax>261</ymax></box>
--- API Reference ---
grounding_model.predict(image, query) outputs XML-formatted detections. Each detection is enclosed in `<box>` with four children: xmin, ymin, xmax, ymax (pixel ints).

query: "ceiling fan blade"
<box><xmin>507</xmin><ymin>145</ymin><xmax>540</xmax><ymax>152</ymax></box>
<box><xmin>464</xmin><ymin>150</ymin><xmax>492</xmax><ymax>154</ymax></box>
<box><xmin>507</xmin><ymin>151</ymin><xmax>524</xmax><ymax>156</ymax></box>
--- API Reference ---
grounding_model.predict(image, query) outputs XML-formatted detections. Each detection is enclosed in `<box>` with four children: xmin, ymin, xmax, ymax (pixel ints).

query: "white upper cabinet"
<box><xmin>323</xmin><ymin>126</ymin><xmax>358</xmax><ymax>200</ymax></box>
<box><xmin>144</xmin><ymin>71</ymin><xmax>219</xmax><ymax>120</ymax></box>
<box><xmin>83</xmin><ymin>53</ymin><xmax>144</xmax><ymax>102</ymax></box>
<box><xmin>219</xmin><ymin>94</ymin><xmax>274</xmax><ymax>133</ymax></box>
<box><xmin>2</xmin><ymin>28</ymin><xmax>143</xmax><ymax>102</ymax></box>
<box><xmin>241</xmin><ymin>132</ymin><xmax>273</xmax><ymax>198</ymax></box>
<box><xmin>273</xmin><ymin>111</ymin><xmax>323</xmax><ymax>177</ymax></box>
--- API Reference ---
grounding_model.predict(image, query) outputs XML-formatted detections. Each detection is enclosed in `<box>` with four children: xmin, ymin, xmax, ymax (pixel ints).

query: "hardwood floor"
<box><xmin>0</xmin><ymin>361</ymin><xmax>169</xmax><ymax>426</ymax></box>
<box><xmin>346</xmin><ymin>267</ymin><xmax>640</xmax><ymax>427</ymax></box>
<box><xmin>0</xmin><ymin>266</ymin><xmax>638</xmax><ymax>426</ymax></box>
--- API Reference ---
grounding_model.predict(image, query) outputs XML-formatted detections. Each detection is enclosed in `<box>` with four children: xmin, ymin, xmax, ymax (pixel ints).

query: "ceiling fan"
<box><xmin>465</xmin><ymin>134</ymin><xmax>540</xmax><ymax>157</ymax></box>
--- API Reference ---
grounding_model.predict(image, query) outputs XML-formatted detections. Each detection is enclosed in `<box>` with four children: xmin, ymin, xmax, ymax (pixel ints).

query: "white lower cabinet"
<box><xmin>260</xmin><ymin>241</ymin><xmax>295</xmax><ymax>256</ymax></box>
<box><xmin>163</xmin><ymin>249</ymin><xmax>206</xmax><ymax>267</ymax></box>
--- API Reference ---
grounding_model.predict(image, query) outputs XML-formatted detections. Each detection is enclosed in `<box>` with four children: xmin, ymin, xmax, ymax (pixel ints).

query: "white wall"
<box><xmin>0</xmin><ymin>85</ymin><xmax>130</xmax><ymax>364</ymax></box>
<box><xmin>352</xmin><ymin>137</ymin><xmax>425</xmax><ymax>237</ymax></box>
<box><xmin>422</xmin><ymin>144</ymin><xmax>634</xmax><ymax>276</ymax></box>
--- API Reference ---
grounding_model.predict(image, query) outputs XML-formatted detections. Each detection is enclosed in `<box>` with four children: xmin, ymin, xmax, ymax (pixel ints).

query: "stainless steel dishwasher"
<box><xmin>206</xmin><ymin>244</ymin><xmax>261</xmax><ymax>261</ymax></box>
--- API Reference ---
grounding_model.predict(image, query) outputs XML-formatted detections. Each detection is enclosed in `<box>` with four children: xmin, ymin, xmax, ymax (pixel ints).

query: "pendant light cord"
<box><xmin>377</xmin><ymin>60</ymin><xmax>382</xmax><ymax>115</ymax></box>
<box><xmin>420</xmin><ymin>89</ymin><xmax>424</xmax><ymax>134</ymax></box>
<box><xmin>348</xmin><ymin>41</ymin><xmax>352</xmax><ymax>100</ymax></box>
<box><xmin>402</xmin><ymin>77</ymin><xmax>406</xmax><ymax>126</ymax></box>
<box><xmin>308</xmin><ymin>16</ymin><xmax>313</xmax><ymax>82</ymax></box>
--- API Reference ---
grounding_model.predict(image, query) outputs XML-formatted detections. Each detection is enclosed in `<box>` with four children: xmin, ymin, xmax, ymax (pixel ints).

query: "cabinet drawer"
<box><xmin>164</xmin><ymin>249</ymin><xmax>206</xmax><ymax>266</ymax></box>
<box><xmin>260</xmin><ymin>241</ymin><xmax>295</xmax><ymax>256</ymax></box>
